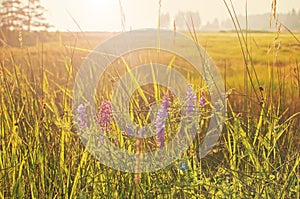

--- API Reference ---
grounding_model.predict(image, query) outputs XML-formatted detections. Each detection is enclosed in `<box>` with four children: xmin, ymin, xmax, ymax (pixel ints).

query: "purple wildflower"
<box><xmin>200</xmin><ymin>92</ymin><xmax>206</xmax><ymax>106</ymax></box>
<box><xmin>77</xmin><ymin>104</ymin><xmax>88</xmax><ymax>129</ymax></box>
<box><xmin>97</xmin><ymin>134</ymin><xmax>104</xmax><ymax>146</ymax></box>
<box><xmin>155</xmin><ymin>94</ymin><xmax>171</xmax><ymax>148</ymax></box>
<box><xmin>126</xmin><ymin>124</ymin><xmax>134</xmax><ymax>136</ymax></box>
<box><xmin>179</xmin><ymin>161</ymin><xmax>189</xmax><ymax>171</ymax></box>
<box><xmin>97</xmin><ymin>100</ymin><xmax>113</xmax><ymax>132</ymax></box>
<box><xmin>185</xmin><ymin>84</ymin><xmax>197</xmax><ymax>114</ymax></box>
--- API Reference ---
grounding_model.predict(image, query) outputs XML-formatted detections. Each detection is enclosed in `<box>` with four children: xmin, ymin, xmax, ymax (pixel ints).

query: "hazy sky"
<box><xmin>41</xmin><ymin>0</ymin><xmax>300</xmax><ymax>31</ymax></box>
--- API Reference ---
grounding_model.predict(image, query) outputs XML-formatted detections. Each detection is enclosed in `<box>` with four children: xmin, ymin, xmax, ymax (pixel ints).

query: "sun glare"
<box><xmin>80</xmin><ymin>0</ymin><xmax>120</xmax><ymax>30</ymax></box>
<box><xmin>86</xmin><ymin>0</ymin><xmax>118</xmax><ymax>15</ymax></box>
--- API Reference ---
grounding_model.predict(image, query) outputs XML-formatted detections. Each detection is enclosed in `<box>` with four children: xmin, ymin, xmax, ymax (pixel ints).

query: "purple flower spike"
<box><xmin>179</xmin><ymin>161</ymin><xmax>189</xmax><ymax>171</ymax></box>
<box><xmin>200</xmin><ymin>92</ymin><xmax>206</xmax><ymax>107</ymax></box>
<box><xmin>97</xmin><ymin>135</ymin><xmax>104</xmax><ymax>146</ymax></box>
<box><xmin>155</xmin><ymin>94</ymin><xmax>171</xmax><ymax>148</ymax></box>
<box><xmin>126</xmin><ymin>124</ymin><xmax>134</xmax><ymax>136</ymax></box>
<box><xmin>77</xmin><ymin>104</ymin><xmax>88</xmax><ymax>129</ymax></box>
<box><xmin>185</xmin><ymin>84</ymin><xmax>197</xmax><ymax>114</ymax></box>
<box><xmin>97</xmin><ymin>100</ymin><xmax>113</xmax><ymax>132</ymax></box>
<box><xmin>156</xmin><ymin>128</ymin><xmax>165</xmax><ymax>148</ymax></box>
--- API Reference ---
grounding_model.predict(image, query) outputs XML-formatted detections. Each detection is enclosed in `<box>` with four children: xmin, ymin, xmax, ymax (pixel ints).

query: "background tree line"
<box><xmin>220</xmin><ymin>9</ymin><xmax>300</xmax><ymax>31</ymax></box>
<box><xmin>162</xmin><ymin>9</ymin><xmax>300</xmax><ymax>31</ymax></box>
<box><xmin>0</xmin><ymin>0</ymin><xmax>51</xmax><ymax>46</ymax></box>
<box><xmin>160</xmin><ymin>11</ymin><xmax>202</xmax><ymax>30</ymax></box>
<box><xmin>0</xmin><ymin>0</ymin><xmax>50</xmax><ymax>31</ymax></box>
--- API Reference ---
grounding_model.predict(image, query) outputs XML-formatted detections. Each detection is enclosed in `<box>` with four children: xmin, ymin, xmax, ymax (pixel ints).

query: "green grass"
<box><xmin>0</xmin><ymin>31</ymin><xmax>299</xmax><ymax>198</ymax></box>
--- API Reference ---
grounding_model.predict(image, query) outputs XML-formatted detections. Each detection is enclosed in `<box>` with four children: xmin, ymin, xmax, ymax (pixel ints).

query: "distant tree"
<box><xmin>175</xmin><ymin>11</ymin><xmax>201</xmax><ymax>30</ymax></box>
<box><xmin>0</xmin><ymin>0</ymin><xmax>23</xmax><ymax>31</ymax></box>
<box><xmin>160</xmin><ymin>13</ymin><xmax>170</xmax><ymax>29</ymax></box>
<box><xmin>282</xmin><ymin>9</ymin><xmax>300</xmax><ymax>30</ymax></box>
<box><xmin>289</xmin><ymin>9</ymin><xmax>298</xmax><ymax>29</ymax></box>
<box><xmin>202</xmin><ymin>18</ymin><xmax>219</xmax><ymax>31</ymax></box>
<box><xmin>175</xmin><ymin>11</ymin><xmax>186</xmax><ymax>30</ymax></box>
<box><xmin>186</xmin><ymin>11</ymin><xmax>201</xmax><ymax>30</ymax></box>
<box><xmin>220</xmin><ymin>18</ymin><xmax>233</xmax><ymax>30</ymax></box>
<box><xmin>22</xmin><ymin>0</ymin><xmax>51</xmax><ymax>31</ymax></box>
<box><xmin>0</xmin><ymin>0</ymin><xmax>51</xmax><ymax>46</ymax></box>
<box><xmin>298</xmin><ymin>10</ymin><xmax>300</xmax><ymax>28</ymax></box>
<box><xmin>0</xmin><ymin>0</ymin><xmax>51</xmax><ymax>32</ymax></box>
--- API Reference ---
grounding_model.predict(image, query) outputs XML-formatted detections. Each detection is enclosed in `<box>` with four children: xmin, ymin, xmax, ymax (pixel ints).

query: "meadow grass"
<box><xmin>0</xmin><ymin>30</ymin><xmax>299</xmax><ymax>198</ymax></box>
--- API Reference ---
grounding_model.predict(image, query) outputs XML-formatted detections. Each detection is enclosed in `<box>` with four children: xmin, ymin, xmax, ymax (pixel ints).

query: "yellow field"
<box><xmin>0</xmin><ymin>31</ymin><xmax>299</xmax><ymax>198</ymax></box>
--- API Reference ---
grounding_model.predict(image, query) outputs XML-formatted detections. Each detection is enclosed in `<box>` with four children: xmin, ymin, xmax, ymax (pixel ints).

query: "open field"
<box><xmin>0</xmin><ymin>31</ymin><xmax>299</xmax><ymax>198</ymax></box>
